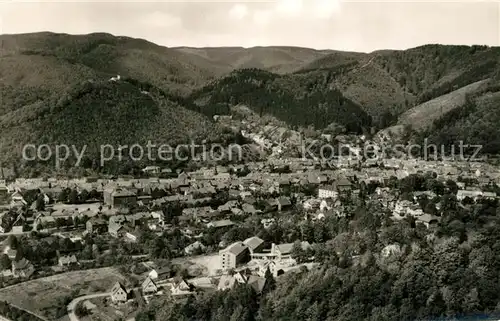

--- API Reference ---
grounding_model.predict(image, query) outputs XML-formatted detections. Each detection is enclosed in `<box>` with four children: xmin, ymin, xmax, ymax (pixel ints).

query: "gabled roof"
<box><xmin>243</xmin><ymin>236</ymin><xmax>264</xmax><ymax>251</ymax></box>
<box><xmin>59</xmin><ymin>255</ymin><xmax>77</xmax><ymax>264</ymax></box>
<box><xmin>207</xmin><ymin>219</ymin><xmax>234</xmax><ymax>228</ymax></box>
<box><xmin>12</xmin><ymin>258</ymin><xmax>32</xmax><ymax>270</ymax></box>
<box><xmin>336</xmin><ymin>178</ymin><xmax>352</xmax><ymax>187</ymax></box>
<box><xmin>277</xmin><ymin>197</ymin><xmax>291</xmax><ymax>206</ymax></box>
<box><xmin>221</xmin><ymin>242</ymin><xmax>249</xmax><ymax>256</ymax></box>
<box><xmin>247</xmin><ymin>275</ymin><xmax>266</xmax><ymax>293</ymax></box>
<box><xmin>110</xmin><ymin>281</ymin><xmax>127</xmax><ymax>294</ymax></box>
<box><xmin>111</xmin><ymin>188</ymin><xmax>136</xmax><ymax>197</ymax></box>
<box><xmin>142</xmin><ymin>277</ymin><xmax>157</xmax><ymax>289</ymax></box>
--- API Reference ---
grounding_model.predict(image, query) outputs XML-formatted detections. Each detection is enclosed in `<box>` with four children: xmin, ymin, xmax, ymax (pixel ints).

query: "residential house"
<box><xmin>393</xmin><ymin>200</ymin><xmax>424</xmax><ymax>219</ymax></box>
<box><xmin>242</xmin><ymin>203</ymin><xmax>258</xmax><ymax>215</ymax></box>
<box><xmin>207</xmin><ymin>219</ymin><xmax>235</xmax><ymax>229</ymax></box>
<box><xmin>148</xmin><ymin>267</ymin><xmax>173</xmax><ymax>281</ymax></box>
<box><xmin>142</xmin><ymin>277</ymin><xmax>158</xmax><ymax>294</ymax></box>
<box><xmin>86</xmin><ymin>217</ymin><xmax>108</xmax><ymax>234</ymax></box>
<box><xmin>261</xmin><ymin>218</ymin><xmax>275</xmax><ymax>229</ymax></box>
<box><xmin>10</xmin><ymin>191</ymin><xmax>26</xmax><ymax>208</ymax></box>
<box><xmin>336</xmin><ymin>178</ymin><xmax>352</xmax><ymax>193</ymax></box>
<box><xmin>11</xmin><ymin>258</ymin><xmax>35</xmax><ymax>278</ymax></box>
<box><xmin>457</xmin><ymin>190</ymin><xmax>483</xmax><ymax>201</ymax></box>
<box><xmin>39</xmin><ymin>187</ymin><xmax>62</xmax><ymax>202</ymax></box>
<box><xmin>0</xmin><ymin>185</ymin><xmax>8</xmax><ymax>204</ymax></box>
<box><xmin>256</xmin><ymin>260</ymin><xmax>282</xmax><ymax>277</ymax></box>
<box><xmin>218</xmin><ymin>200</ymin><xmax>239</xmax><ymax>214</ymax></box>
<box><xmin>219</xmin><ymin>242</ymin><xmax>251</xmax><ymax>270</ymax></box>
<box><xmin>58</xmin><ymin>254</ymin><xmax>77</xmax><ymax>267</ymax></box>
<box><xmin>5</xmin><ymin>249</ymin><xmax>17</xmax><ymax>260</ymax></box>
<box><xmin>276</xmin><ymin>197</ymin><xmax>292</xmax><ymax>211</ymax></box>
<box><xmin>177</xmin><ymin>172</ymin><xmax>190</xmax><ymax>187</ymax></box>
<box><xmin>110</xmin><ymin>282</ymin><xmax>128</xmax><ymax>303</ymax></box>
<box><xmin>482</xmin><ymin>191</ymin><xmax>497</xmax><ymax>200</ymax></box>
<box><xmin>214</xmin><ymin>173</ymin><xmax>231</xmax><ymax>181</ymax></box>
<box><xmin>35</xmin><ymin>215</ymin><xmax>56</xmax><ymax>229</ymax></box>
<box><xmin>188</xmin><ymin>277</ymin><xmax>215</xmax><ymax>291</ymax></box>
<box><xmin>319</xmin><ymin>198</ymin><xmax>340</xmax><ymax>213</ymax></box>
<box><xmin>217</xmin><ymin>272</ymin><xmax>247</xmax><ymax>291</ymax></box>
<box><xmin>416</xmin><ymin>214</ymin><xmax>441</xmax><ymax>228</ymax></box>
<box><xmin>108</xmin><ymin>221</ymin><xmax>125</xmax><ymax>238</ymax></box>
<box><xmin>171</xmin><ymin>279</ymin><xmax>194</xmax><ymax>295</ymax></box>
<box><xmin>318</xmin><ymin>185</ymin><xmax>338</xmax><ymax>199</ymax></box>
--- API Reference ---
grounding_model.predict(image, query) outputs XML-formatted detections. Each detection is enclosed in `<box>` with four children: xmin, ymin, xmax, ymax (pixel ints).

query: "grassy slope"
<box><xmin>422</xmin><ymin>79</ymin><xmax>500</xmax><ymax>153</ymax></box>
<box><xmin>396</xmin><ymin>79</ymin><xmax>491</xmax><ymax>129</ymax></box>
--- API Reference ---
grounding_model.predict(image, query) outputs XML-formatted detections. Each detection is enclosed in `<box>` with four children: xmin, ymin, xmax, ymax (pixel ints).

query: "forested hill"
<box><xmin>189</xmin><ymin>68</ymin><xmax>372</xmax><ymax>133</ymax></box>
<box><xmin>2</xmin><ymin>32</ymin><xmax>500</xmax><ymax>167</ymax></box>
<box><xmin>0</xmin><ymin>78</ymin><xmax>232</xmax><ymax>173</ymax></box>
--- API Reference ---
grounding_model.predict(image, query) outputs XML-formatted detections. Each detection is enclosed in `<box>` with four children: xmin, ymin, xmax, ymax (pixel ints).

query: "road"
<box><xmin>67</xmin><ymin>292</ymin><xmax>110</xmax><ymax>321</ymax></box>
<box><xmin>0</xmin><ymin>315</ymin><xmax>11</xmax><ymax>321</ymax></box>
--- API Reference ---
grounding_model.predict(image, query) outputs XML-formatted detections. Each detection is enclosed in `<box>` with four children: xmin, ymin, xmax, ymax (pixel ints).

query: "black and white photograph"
<box><xmin>0</xmin><ymin>0</ymin><xmax>499</xmax><ymax>320</ymax></box>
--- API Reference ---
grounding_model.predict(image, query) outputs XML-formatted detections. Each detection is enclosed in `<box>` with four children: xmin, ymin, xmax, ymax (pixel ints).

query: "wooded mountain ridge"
<box><xmin>1</xmin><ymin>32</ymin><xmax>500</xmax><ymax>167</ymax></box>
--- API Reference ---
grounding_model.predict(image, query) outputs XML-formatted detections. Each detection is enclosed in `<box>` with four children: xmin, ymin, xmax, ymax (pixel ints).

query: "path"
<box><xmin>67</xmin><ymin>293</ymin><xmax>110</xmax><ymax>321</ymax></box>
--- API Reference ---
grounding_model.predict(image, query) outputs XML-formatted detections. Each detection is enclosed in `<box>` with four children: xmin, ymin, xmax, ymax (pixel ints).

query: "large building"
<box><xmin>104</xmin><ymin>188</ymin><xmax>137</xmax><ymax>208</ymax></box>
<box><xmin>219</xmin><ymin>242</ymin><xmax>250</xmax><ymax>270</ymax></box>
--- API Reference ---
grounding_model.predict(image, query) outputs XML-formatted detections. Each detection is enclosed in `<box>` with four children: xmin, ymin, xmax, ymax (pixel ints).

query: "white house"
<box><xmin>142</xmin><ymin>277</ymin><xmax>158</xmax><ymax>294</ymax></box>
<box><xmin>318</xmin><ymin>185</ymin><xmax>338</xmax><ymax>199</ymax></box>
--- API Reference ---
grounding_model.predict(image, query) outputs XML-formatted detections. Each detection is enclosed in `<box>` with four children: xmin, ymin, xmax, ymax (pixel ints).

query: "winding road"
<box><xmin>67</xmin><ymin>292</ymin><xmax>110</xmax><ymax>321</ymax></box>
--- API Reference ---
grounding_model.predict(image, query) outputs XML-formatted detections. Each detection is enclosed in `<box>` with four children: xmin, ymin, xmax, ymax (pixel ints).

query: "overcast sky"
<box><xmin>1</xmin><ymin>0</ymin><xmax>499</xmax><ymax>52</ymax></box>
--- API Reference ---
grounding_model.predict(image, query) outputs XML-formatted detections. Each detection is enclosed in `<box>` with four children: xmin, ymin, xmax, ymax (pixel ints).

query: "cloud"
<box><xmin>312</xmin><ymin>0</ymin><xmax>341</xmax><ymax>19</ymax></box>
<box><xmin>252</xmin><ymin>10</ymin><xmax>272</xmax><ymax>26</ymax></box>
<box><xmin>275</xmin><ymin>0</ymin><xmax>303</xmax><ymax>17</ymax></box>
<box><xmin>229</xmin><ymin>4</ymin><xmax>248</xmax><ymax>20</ymax></box>
<box><xmin>1</xmin><ymin>1</ymin><xmax>498</xmax><ymax>51</ymax></box>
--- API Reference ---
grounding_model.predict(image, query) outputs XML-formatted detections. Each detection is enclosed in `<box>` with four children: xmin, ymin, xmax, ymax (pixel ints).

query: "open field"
<box><xmin>171</xmin><ymin>254</ymin><xmax>220</xmax><ymax>277</ymax></box>
<box><xmin>0</xmin><ymin>267</ymin><xmax>126</xmax><ymax>320</ymax></box>
<box><xmin>189</xmin><ymin>254</ymin><xmax>220</xmax><ymax>276</ymax></box>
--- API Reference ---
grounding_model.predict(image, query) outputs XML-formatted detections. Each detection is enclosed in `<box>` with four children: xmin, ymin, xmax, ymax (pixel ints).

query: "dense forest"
<box><xmin>190</xmin><ymin>68</ymin><xmax>372</xmax><ymax>132</ymax></box>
